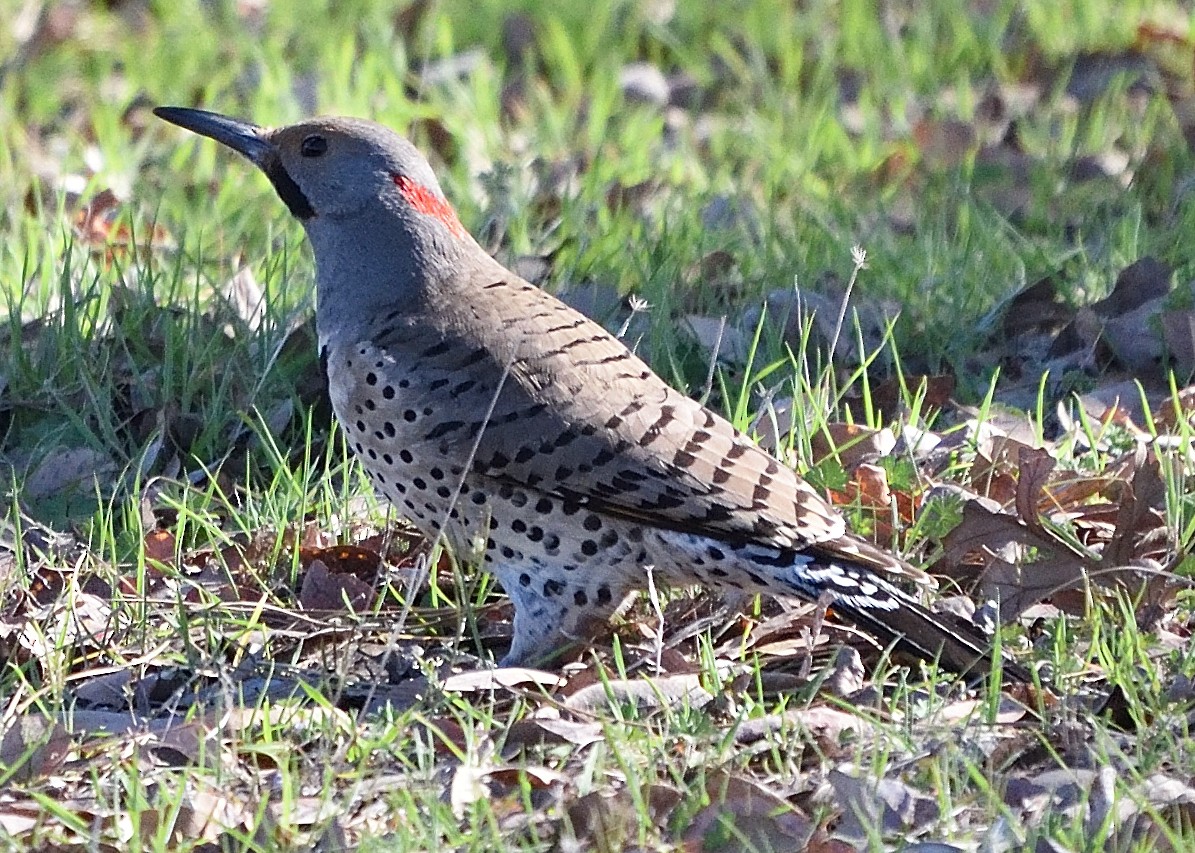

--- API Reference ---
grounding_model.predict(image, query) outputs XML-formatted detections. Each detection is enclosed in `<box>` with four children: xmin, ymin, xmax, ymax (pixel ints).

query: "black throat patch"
<box><xmin>262</xmin><ymin>156</ymin><xmax>315</xmax><ymax>220</ymax></box>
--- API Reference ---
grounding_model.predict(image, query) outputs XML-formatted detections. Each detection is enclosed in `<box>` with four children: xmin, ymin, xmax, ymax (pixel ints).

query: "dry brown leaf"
<box><xmin>298</xmin><ymin>559</ymin><xmax>374</xmax><ymax>612</ymax></box>
<box><xmin>143</xmin><ymin>529</ymin><xmax>175</xmax><ymax>570</ymax></box>
<box><xmin>565</xmin><ymin>784</ymin><xmax>680</xmax><ymax>853</ymax></box>
<box><xmin>997</xmin><ymin>271</ymin><xmax>1074</xmax><ymax>339</ymax></box>
<box><xmin>1160</xmin><ymin>309</ymin><xmax>1195</xmax><ymax>375</ymax></box>
<box><xmin>1014</xmin><ymin>445</ymin><xmax>1056</xmax><ymax>536</ymax></box>
<box><xmin>810</xmin><ymin>423</ymin><xmax>896</xmax><ymax>469</ymax></box>
<box><xmin>942</xmin><ymin>501</ymin><xmax>1089</xmax><ymax>620</ymax></box>
<box><xmin>1103</xmin><ymin>448</ymin><xmax>1170</xmax><ymax>567</ymax></box>
<box><xmin>1151</xmin><ymin>383</ymin><xmax>1195</xmax><ymax>432</ymax></box>
<box><xmin>23</xmin><ymin>446</ymin><xmax>118</xmax><ymax>501</ymax></box>
<box><xmin>173</xmin><ymin>787</ymin><xmax>245</xmax><ymax>844</ymax></box>
<box><xmin>0</xmin><ymin>800</ymin><xmax>41</xmax><ymax>837</ymax></box>
<box><xmin>734</xmin><ymin>704</ymin><xmax>870</xmax><ymax>748</ymax></box>
<box><xmin>828</xmin><ymin>765</ymin><xmax>940</xmax><ymax>841</ymax></box>
<box><xmin>502</xmin><ymin>717</ymin><xmax>605</xmax><ymax>755</ymax></box>
<box><xmin>969</xmin><ymin>450</ymin><xmax>1018</xmax><ymax>506</ymax></box>
<box><xmin>0</xmin><ymin>715</ymin><xmax>70</xmax><ymax>783</ymax></box>
<box><xmin>440</xmin><ymin>668</ymin><xmax>564</xmax><ymax>693</ymax></box>
<box><xmin>684</xmin><ymin>314</ymin><xmax>748</xmax><ymax>363</ymax></box>
<box><xmin>871</xmin><ymin>372</ymin><xmax>956</xmax><ymax>417</ymax></box>
<box><xmin>563</xmin><ymin>673</ymin><xmax>713</xmax><ymax>714</ymax></box>
<box><xmin>684</xmin><ymin>771</ymin><xmax>814</xmax><ymax>852</ymax></box>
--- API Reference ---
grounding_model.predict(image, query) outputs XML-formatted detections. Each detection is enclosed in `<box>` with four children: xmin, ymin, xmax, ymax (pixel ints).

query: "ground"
<box><xmin>2</xmin><ymin>1</ymin><xmax>1195</xmax><ymax>850</ymax></box>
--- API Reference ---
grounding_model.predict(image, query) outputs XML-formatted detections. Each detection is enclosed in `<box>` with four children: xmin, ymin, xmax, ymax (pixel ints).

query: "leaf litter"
<box><xmin>6</xmin><ymin>7</ymin><xmax>1195</xmax><ymax>852</ymax></box>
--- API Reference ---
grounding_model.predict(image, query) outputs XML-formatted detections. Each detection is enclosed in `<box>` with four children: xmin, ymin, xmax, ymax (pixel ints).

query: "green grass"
<box><xmin>2</xmin><ymin>0</ymin><xmax>1195</xmax><ymax>849</ymax></box>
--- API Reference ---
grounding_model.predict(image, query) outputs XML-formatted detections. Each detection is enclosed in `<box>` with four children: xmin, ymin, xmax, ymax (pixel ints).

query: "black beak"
<box><xmin>154</xmin><ymin>106</ymin><xmax>315</xmax><ymax>219</ymax></box>
<box><xmin>153</xmin><ymin>107</ymin><xmax>273</xmax><ymax>164</ymax></box>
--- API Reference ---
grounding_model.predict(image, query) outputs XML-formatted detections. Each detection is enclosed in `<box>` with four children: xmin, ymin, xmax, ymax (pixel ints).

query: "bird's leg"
<box><xmin>493</xmin><ymin>566</ymin><xmax>629</xmax><ymax>667</ymax></box>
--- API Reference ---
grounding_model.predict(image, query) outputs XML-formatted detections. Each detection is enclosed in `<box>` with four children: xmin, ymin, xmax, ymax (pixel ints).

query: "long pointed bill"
<box><xmin>153</xmin><ymin>107</ymin><xmax>271</xmax><ymax>163</ymax></box>
<box><xmin>154</xmin><ymin>106</ymin><xmax>315</xmax><ymax>219</ymax></box>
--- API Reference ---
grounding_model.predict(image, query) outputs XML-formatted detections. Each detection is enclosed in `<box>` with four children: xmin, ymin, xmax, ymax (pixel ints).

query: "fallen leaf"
<box><xmin>0</xmin><ymin>716</ymin><xmax>70</xmax><ymax>783</ymax></box>
<box><xmin>829</xmin><ymin>765</ymin><xmax>940</xmax><ymax>841</ymax></box>
<box><xmin>684</xmin><ymin>771</ymin><xmax>813</xmax><ymax>851</ymax></box>
<box><xmin>298</xmin><ymin>559</ymin><xmax>374</xmax><ymax>612</ymax></box>
<box><xmin>563</xmin><ymin>673</ymin><xmax>713</xmax><ymax>714</ymax></box>
<box><xmin>441</xmin><ymin>668</ymin><xmax>564</xmax><ymax>692</ymax></box>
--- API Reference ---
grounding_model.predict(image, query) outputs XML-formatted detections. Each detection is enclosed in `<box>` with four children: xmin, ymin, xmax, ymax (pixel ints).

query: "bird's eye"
<box><xmin>300</xmin><ymin>135</ymin><xmax>328</xmax><ymax>157</ymax></box>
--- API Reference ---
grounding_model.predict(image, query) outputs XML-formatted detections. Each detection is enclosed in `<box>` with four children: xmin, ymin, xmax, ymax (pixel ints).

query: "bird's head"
<box><xmin>154</xmin><ymin>107</ymin><xmax>466</xmax><ymax>241</ymax></box>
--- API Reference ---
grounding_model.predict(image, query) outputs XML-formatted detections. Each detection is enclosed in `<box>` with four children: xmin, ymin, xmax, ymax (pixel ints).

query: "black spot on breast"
<box><xmin>419</xmin><ymin>341</ymin><xmax>453</xmax><ymax>358</ymax></box>
<box><xmin>574</xmin><ymin>590</ymin><xmax>588</xmax><ymax>606</ymax></box>
<box><xmin>703</xmin><ymin>504</ymin><xmax>733</xmax><ymax>523</ymax></box>
<box><xmin>554</xmin><ymin>430</ymin><xmax>578</xmax><ymax>448</ymax></box>
<box><xmin>650</xmin><ymin>494</ymin><xmax>685</xmax><ymax>510</ymax></box>
<box><xmin>425</xmin><ymin>420</ymin><xmax>465</xmax><ymax>440</ymax></box>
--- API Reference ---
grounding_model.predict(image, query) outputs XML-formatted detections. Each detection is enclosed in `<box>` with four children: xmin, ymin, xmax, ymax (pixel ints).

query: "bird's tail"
<box><xmin>791</xmin><ymin>558</ymin><xmax>1032</xmax><ymax>683</ymax></box>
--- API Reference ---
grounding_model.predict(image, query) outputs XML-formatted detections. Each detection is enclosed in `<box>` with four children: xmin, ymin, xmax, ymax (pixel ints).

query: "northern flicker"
<box><xmin>154</xmin><ymin>107</ymin><xmax>1030</xmax><ymax>682</ymax></box>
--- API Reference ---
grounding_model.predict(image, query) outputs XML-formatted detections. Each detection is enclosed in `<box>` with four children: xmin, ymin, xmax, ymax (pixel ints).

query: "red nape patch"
<box><xmin>393</xmin><ymin>174</ymin><xmax>466</xmax><ymax>239</ymax></box>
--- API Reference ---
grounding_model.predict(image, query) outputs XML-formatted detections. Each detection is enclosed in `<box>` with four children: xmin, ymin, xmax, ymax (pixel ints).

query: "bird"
<box><xmin>153</xmin><ymin>106</ymin><xmax>1030</xmax><ymax>682</ymax></box>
